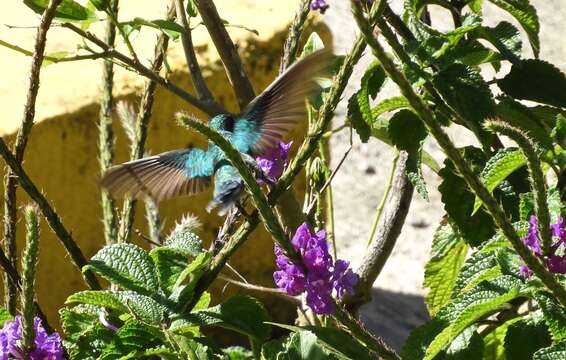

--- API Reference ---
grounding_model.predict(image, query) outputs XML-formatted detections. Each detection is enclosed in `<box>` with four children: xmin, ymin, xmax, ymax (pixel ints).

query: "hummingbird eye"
<box><xmin>223</xmin><ymin>115</ymin><xmax>235</xmax><ymax>132</ymax></box>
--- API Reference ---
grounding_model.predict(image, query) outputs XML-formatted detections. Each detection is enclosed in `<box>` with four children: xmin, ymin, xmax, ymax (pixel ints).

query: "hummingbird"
<box><xmin>101</xmin><ymin>49</ymin><xmax>332</xmax><ymax>215</ymax></box>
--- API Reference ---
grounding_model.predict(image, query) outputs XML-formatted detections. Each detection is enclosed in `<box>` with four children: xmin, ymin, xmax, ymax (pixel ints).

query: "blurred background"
<box><xmin>0</xmin><ymin>0</ymin><xmax>564</xmax><ymax>350</ymax></box>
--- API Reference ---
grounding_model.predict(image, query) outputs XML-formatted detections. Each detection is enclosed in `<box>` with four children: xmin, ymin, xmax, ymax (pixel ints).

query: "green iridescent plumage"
<box><xmin>101</xmin><ymin>49</ymin><xmax>332</xmax><ymax>214</ymax></box>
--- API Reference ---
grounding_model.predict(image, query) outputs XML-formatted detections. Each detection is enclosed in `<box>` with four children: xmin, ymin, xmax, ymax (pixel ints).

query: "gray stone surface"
<box><xmin>322</xmin><ymin>0</ymin><xmax>566</xmax><ymax>350</ymax></box>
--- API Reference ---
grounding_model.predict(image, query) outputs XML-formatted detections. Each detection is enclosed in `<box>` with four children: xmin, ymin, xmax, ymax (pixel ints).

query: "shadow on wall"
<box><xmin>0</xmin><ymin>23</ymin><xmax>331</xmax><ymax>328</ymax></box>
<box><xmin>360</xmin><ymin>288</ymin><xmax>429</xmax><ymax>351</ymax></box>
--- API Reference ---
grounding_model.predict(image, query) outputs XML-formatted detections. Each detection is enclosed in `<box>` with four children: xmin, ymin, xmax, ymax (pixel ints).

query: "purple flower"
<box><xmin>551</xmin><ymin>216</ymin><xmax>566</xmax><ymax>246</ymax></box>
<box><xmin>519</xmin><ymin>265</ymin><xmax>533</xmax><ymax>279</ymax></box>
<box><xmin>273</xmin><ymin>222</ymin><xmax>358</xmax><ymax>315</ymax></box>
<box><xmin>332</xmin><ymin>260</ymin><xmax>359</xmax><ymax>299</ymax></box>
<box><xmin>0</xmin><ymin>316</ymin><xmax>64</xmax><ymax>360</ymax></box>
<box><xmin>547</xmin><ymin>255</ymin><xmax>566</xmax><ymax>274</ymax></box>
<box><xmin>522</xmin><ymin>215</ymin><xmax>542</xmax><ymax>255</ymax></box>
<box><xmin>310</xmin><ymin>0</ymin><xmax>329</xmax><ymax>14</ymax></box>
<box><xmin>256</xmin><ymin>141</ymin><xmax>292</xmax><ymax>183</ymax></box>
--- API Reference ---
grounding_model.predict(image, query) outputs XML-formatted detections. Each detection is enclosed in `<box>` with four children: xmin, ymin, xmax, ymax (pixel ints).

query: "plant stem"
<box><xmin>174</xmin><ymin>0</ymin><xmax>218</xmax><ymax>103</ymax></box>
<box><xmin>2</xmin><ymin>0</ymin><xmax>63</xmax><ymax>315</ymax></box>
<box><xmin>351</xmin><ymin>1</ymin><xmax>566</xmax><ymax>309</ymax></box>
<box><xmin>21</xmin><ymin>205</ymin><xmax>40</xmax><ymax>353</ymax></box>
<box><xmin>194</xmin><ymin>0</ymin><xmax>255</xmax><ymax>109</ymax></box>
<box><xmin>117</xmin><ymin>5</ymin><xmax>174</xmax><ymax>242</ymax></box>
<box><xmin>99</xmin><ymin>0</ymin><xmax>119</xmax><ymax>245</ymax></box>
<box><xmin>279</xmin><ymin>0</ymin><xmax>311</xmax><ymax>72</ymax></box>
<box><xmin>485</xmin><ymin>121</ymin><xmax>553</xmax><ymax>254</ymax></box>
<box><xmin>367</xmin><ymin>151</ymin><xmax>399</xmax><ymax>247</ymax></box>
<box><xmin>0</xmin><ymin>138</ymin><xmax>101</xmax><ymax>290</ymax></box>
<box><xmin>62</xmin><ymin>23</ymin><xmax>223</xmax><ymax>116</ymax></box>
<box><xmin>319</xmin><ymin>139</ymin><xmax>336</xmax><ymax>258</ymax></box>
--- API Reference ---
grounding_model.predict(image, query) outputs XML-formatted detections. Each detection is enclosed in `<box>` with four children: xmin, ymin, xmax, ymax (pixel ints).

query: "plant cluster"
<box><xmin>0</xmin><ymin>0</ymin><xmax>565</xmax><ymax>359</ymax></box>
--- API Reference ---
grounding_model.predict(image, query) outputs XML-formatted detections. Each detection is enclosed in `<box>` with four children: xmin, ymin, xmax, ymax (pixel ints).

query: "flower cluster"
<box><xmin>0</xmin><ymin>316</ymin><xmax>65</xmax><ymax>360</ymax></box>
<box><xmin>520</xmin><ymin>215</ymin><xmax>566</xmax><ymax>278</ymax></box>
<box><xmin>256</xmin><ymin>141</ymin><xmax>292</xmax><ymax>183</ymax></box>
<box><xmin>273</xmin><ymin>223</ymin><xmax>358</xmax><ymax>315</ymax></box>
<box><xmin>310</xmin><ymin>0</ymin><xmax>329</xmax><ymax>14</ymax></box>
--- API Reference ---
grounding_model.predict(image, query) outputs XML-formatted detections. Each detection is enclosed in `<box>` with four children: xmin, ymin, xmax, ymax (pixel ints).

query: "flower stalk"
<box><xmin>21</xmin><ymin>206</ymin><xmax>40</xmax><ymax>352</ymax></box>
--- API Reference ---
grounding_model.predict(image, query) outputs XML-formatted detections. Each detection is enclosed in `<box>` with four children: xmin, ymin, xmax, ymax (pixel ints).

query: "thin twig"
<box><xmin>0</xmin><ymin>39</ymin><xmax>111</xmax><ymax>63</ymax></box>
<box><xmin>62</xmin><ymin>23</ymin><xmax>223</xmax><ymax>116</ymax></box>
<box><xmin>0</xmin><ymin>138</ymin><xmax>101</xmax><ymax>290</ymax></box>
<box><xmin>279</xmin><ymin>0</ymin><xmax>311</xmax><ymax>72</ymax></box>
<box><xmin>344</xmin><ymin>151</ymin><xmax>413</xmax><ymax>312</ymax></box>
<box><xmin>195</xmin><ymin>0</ymin><xmax>255</xmax><ymax>109</ymax></box>
<box><xmin>99</xmin><ymin>0</ymin><xmax>119</xmax><ymax>245</ymax></box>
<box><xmin>117</xmin><ymin>4</ymin><xmax>175</xmax><ymax>243</ymax></box>
<box><xmin>174</xmin><ymin>0</ymin><xmax>218</xmax><ymax>103</ymax></box>
<box><xmin>218</xmin><ymin>274</ymin><xmax>299</xmax><ymax>304</ymax></box>
<box><xmin>2</xmin><ymin>0</ymin><xmax>64</xmax><ymax>315</ymax></box>
<box><xmin>351</xmin><ymin>1</ymin><xmax>566</xmax><ymax>309</ymax></box>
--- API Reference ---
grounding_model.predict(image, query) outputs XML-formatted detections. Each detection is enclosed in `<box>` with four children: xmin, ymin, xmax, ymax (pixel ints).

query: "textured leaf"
<box><xmin>433</xmin><ymin>64</ymin><xmax>495</xmax><ymax>124</ymax></box>
<box><xmin>223</xmin><ymin>346</ymin><xmax>253</xmax><ymax>360</ymax></box>
<box><xmin>99</xmin><ymin>320</ymin><xmax>165</xmax><ymax>360</ymax></box>
<box><xmin>180</xmin><ymin>295</ymin><xmax>271</xmax><ymax>343</ymax></box>
<box><xmin>534</xmin><ymin>291</ymin><xmax>566</xmax><ymax>341</ymax></box>
<box><xmin>149</xmin><ymin>247</ymin><xmax>189</xmax><ymax>295</ymax></box>
<box><xmin>371</xmin><ymin>96</ymin><xmax>410</xmax><ymax>118</ymax></box>
<box><xmin>495</xmin><ymin>97</ymin><xmax>554</xmax><ymax>149</ymax></box>
<box><xmin>280</xmin><ymin>331</ymin><xmax>329</xmax><ymax>360</ymax></box>
<box><xmin>552</xmin><ymin>114</ymin><xmax>566</xmax><ymax>148</ymax></box>
<box><xmin>424</xmin><ymin>226</ymin><xmax>468</xmax><ymax>316</ymax></box>
<box><xmin>488</xmin><ymin>0</ymin><xmax>539</xmax><ymax>56</ymax></box>
<box><xmin>66</xmin><ymin>290</ymin><xmax>129</xmax><ymax>314</ymax></box>
<box><xmin>0</xmin><ymin>309</ymin><xmax>12</xmax><ymax>326</ymax></box>
<box><xmin>452</xmin><ymin>251</ymin><xmax>500</xmax><ymax>297</ymax></box>
<box><xmin>483</xmin><ymin>317</ymin><xmax>522</xmax><ymax>359</ymax></box>
<box><xmin>89</xmin><ymin>0</ymin><xmax>108</xmax><ymax>11</ymax></box>
<box><xmin>85</xmin><ymin>243</ymin><xmax>159</xmax><ymax>295</ymax></box>
<box><xmin>533</xmin><ymin>341</ymin><xmax>566</xmax><ymax>360</ymax></box>
<box><xmin>424</xmin><ymin>283</ymin><xmax>521</xmax><ymax>359</ymax></box>
<box><xmin>442</xmin><ymin>327</ymin><xmax>484</xmax><ymax>359</ymax></box>
<box><xmin>120</xmin><ymin>18</ymin><xmax>184</xmax><ymax>39</ymax></box>
<box><xmin>504</xmin><ymin>314</ymin><xmax>552</xmax><ymax>360</ymax></box>
<box><xmin>439</xmin><ymin>149</ymin><xmax>495</xmax><ymax>247</ymax></box>
<box><xmin>269</xmin><ymin>323</ymin><xmax>372</xmax><ymax>360</ymax></box>
<box><xmin>348</xmin><ymin>61</ymin><xmax>386</xmax><ymax>143</ymax></box>
<box><xmin>164</xmin><ymin>229</ymin><xmax>203</xmax><ymax>257</ymax></box>
<box><xmin>24</xmin><ymin>0</ymin><xmax>97</xmax><ymax>21</ymax></box>
<box><xmin>476</xmin><ymin>21</ymin><xmax>522</xmax><ymax>64</ymax></box>
<box><xmin>473</xmin><ymin>148</ymin><xmax>526</xmax><ymax>214</ymax></box>
<box><xmin>170</xmin><ymin>252</ymin><xmax>211</xmax><ymax>308</ymax></box>
<box><xmin>498</xmin><ymin>60</ymin><xmax>566</xmax><ymax>108</ymax></box>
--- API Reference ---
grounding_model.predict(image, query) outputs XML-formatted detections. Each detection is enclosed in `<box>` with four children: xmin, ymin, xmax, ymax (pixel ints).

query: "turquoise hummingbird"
<box><xmin>101</xmin><ymin>49</ymin><xmax>331</xmax><ymax>215</ymax></box>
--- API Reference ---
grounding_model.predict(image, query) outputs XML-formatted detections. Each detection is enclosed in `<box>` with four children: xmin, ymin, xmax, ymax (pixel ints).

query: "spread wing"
<box><xmin>100</xmin><ymin>148</ymin><xmax>216</xmax><ymax>202</ymax></box>
<box><xmin>232</xmin><ymin>49</ymin><xmax>333</xmax><ymax>155</ymax></box>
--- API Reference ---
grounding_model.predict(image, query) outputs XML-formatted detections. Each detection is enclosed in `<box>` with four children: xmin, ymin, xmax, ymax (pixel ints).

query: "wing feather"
<box><xmin>233</xmin><ymin>49</ymin><xmax>333</xmax><ymax>154</ymax></box>
<box><xmin>101</xmin><ymin>148</ymin><xmax>214</xmax><ymax>202</ymax></box>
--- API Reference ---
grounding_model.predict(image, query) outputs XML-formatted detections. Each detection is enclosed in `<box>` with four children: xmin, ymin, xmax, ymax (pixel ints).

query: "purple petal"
<box><xmin>547</xmin><ymin>255</ymin><xmax>566</xmax><ymax>274</ymax></box>
<box><xmin>291</xmin><ymin>223</ymin><xmax>312</xmax><ymax>252</ymax></box>
<box><xmin>332</xmin><ymin>260</ymin><xmax>359</xmax><ymax>299</ymax></box>
<box><xmin>274</xmin><ymin>265</ymin><xmax>306</xmax><ymax>296</ymax></box>
<box><xmin>519</xmin><ymin>265</ymin><xmax>533</xmax><ymax>279</ymax></box>
<box><xmin>522</xmin><ymin>215</ymin><xmax>542</xmax><ymax>256</ymax></box>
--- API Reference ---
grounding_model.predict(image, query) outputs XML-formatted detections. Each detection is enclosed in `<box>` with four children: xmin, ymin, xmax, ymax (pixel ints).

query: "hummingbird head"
<box><xmin>209</xmin><ymin>114</ymin><xmax>235</xmax><ymax>132</ymax></box>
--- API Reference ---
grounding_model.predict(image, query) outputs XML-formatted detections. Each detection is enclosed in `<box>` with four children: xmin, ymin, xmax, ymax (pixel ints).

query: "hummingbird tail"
<box><xmin>207</xmin><ymin>181</ymin><xmax>244</xmax><ymax>216</ymax></box>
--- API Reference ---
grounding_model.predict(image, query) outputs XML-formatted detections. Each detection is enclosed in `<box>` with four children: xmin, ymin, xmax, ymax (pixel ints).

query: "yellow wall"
<box><xmin>0</xmin><ymin>1</ymin><xmax>330</xmax><ymax>327</ymax></box>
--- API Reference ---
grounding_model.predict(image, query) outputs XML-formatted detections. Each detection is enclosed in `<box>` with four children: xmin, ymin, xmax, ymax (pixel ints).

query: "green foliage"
<box><xmin>488</xmin><ymin>0</ymin><xmax>540</xmax><ymax>56</ymax></box>
<box><xmin>498</xmin><ymin>60</ymin><xmax>566</xmax><ymax>108</ymax></box>
<box><xmin>23</xmin><ymin>0</ymin><xmax>97</xmax><ymax>21</ymax></box>
<box><xmin>533</xmin><ymin>341</ymin><xmax>566</xmax><ymax>360</ymax></box>
<box><xmin>348</xmin><ymin>61</ymin><xmax>386</xmax><ymax>143</ymax></box>
<box><xmin>119</xmin><ymin>18</ymin><xmax>185</xmax><ymax>39</ymax></box>
<box><xmin>504</xmin><ymin>314</ymin><xmax>552</xmax><ymax>360</ymax></box>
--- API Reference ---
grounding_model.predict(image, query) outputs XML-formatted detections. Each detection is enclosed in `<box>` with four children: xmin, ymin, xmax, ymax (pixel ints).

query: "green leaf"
<box><xmin>424</xmin><ymin>279</ymin><xmax>522</xmax><ymax>359</ymax></box>
<box><xmin>483</xmin><ymin>317</ymin><xmax>522</xmax><ymax>359</ymax></box>
<box><xmin>223</xmin><ymin>346</ymin><xmax>254</xmax><ymax>360</ymax></box>
<box><xmin>180</xmin><ymin>295</ymin><xmax>271</xmax><ymax>343</ymax></box>
<box><xmin>388</xmin><ymin>109</ymin><xmax>427</xmax><ymax>152</ymax></box>
<box><xmin>170</xmin><ymin>252</ymin><xmax>211</xmax><ymax>307</ymax></box>
<box><xmin>371</xmin><ymin>96</ymin><xmax>410</xmax><ymax>118</ymax></box>
<box><xmin>348</xmin><ymin>61</ymin><xmax>387</xmax><ymax>143</ymax></box>
<box><xmin>84</xmin><ymin>243</ymin><xmax>159</xmax><ymax>295</ymax></box>
<box><xmin>476</xmin><ymin>21</ymin><xmax>522</xmax><ymax>64</ymax></box>
<box><xmin>452</xmin><ymin>251</ymin><xmax>500</xmax><ymax>297</ymax></box>
<box><xmin>99</xmin><ymin>320</ymin><xmax>165</xmax><ymax>359</ymax></box>
<box><xmin>120</xmin><ymin>18</ymin><xmax>184</xmax><ymax>39</ymax></box>
<box><xmin>0</xmin><ymin>309</ymin><xmax>13</xmax><ymax>326</ymax></box>
<box><xmin>504</xmin><ymin>314</ymin><xmax>552</xmax><ymax>360</ymax></box>
<box><xmin>433</xmin><ymin>63</ymin><xmax>495</xmax><ymax>125</ymax></box>
<box><xmin>186</xmin><ymin>0</ymin><xmax>198</xmax><ymax>17</ymax></box>
<box><xmin>473</xmin><ymin>148</ymin><xmax>527</xmax><ymax>214</ymax></box>
<box><xmin>24</xmin><ymin>0</ymin><xmax>97</xmax><ymax>21</ymax></box>
<box><xmin>533</xmin><ymin>341</ymin><xmax>566</xmax><ymax>360</ymax></box>
<box><xmin>302</xmin><ymin>32</ymin><xmax>325</xmax><ymax>56</ymax></box>
<box><xmin>498</xmin><ymin>60</ymin><xmax>566</xmax><ymax>108</ymax></box>
<box><xmin>438</xmin><ymin>149</ymin><xmax>496</xmax><ymax>247</ymax></box>
<box><xmin>280</xmin><ymin>331</ymin><xmax>329</xmax><ymax>360</ymax></box>
<box><xmin>424</xmin><ymin>225</ymin><xmax>469</xmax><ymax>316</ymax></box>
<box><xmin>66</xmin><ymin>290</ymin><xmax>129</xmax><ymax>313</ymax></box>
<box><xmin>442</xmin><ymin>327</ymin><xmax>484</xmax><ymax>359</ymax></box>
<box><xmin>468</xmin><ymin>0</ymin><xmax>484</xmax><ymax>14</ymax></box>
<box><xmin>534</xmin><ymin>291</ymin><xmax>566</xmax><ymax>341</ymax></box>
<box><xmin>89</xmin><ymin>0</ymin><xmax>108</xmax><ymax>11</ymax></box>
<box><xmin>495</xmin><ymin>97</ymin><xmax>554</xmax><ymax>149</ymax></box>
<box><xmin>552</xmin><ymin>114</ymin><xmax>566</xmax><ymax>148</ymax></box>
<box><xmin>164</xmin><ymin>228</ymin><xmax>203</xmax><ymax>257</ymax></box>
<box><xmin>488</xmin><ymin>0</ymin><xmax>539</xmax><ymax>56</ymax></box>
<box><xmin>268</xmin><ymin>323</ymin><xmax>372</xmax><ymax>360</ymax></box>
<box><xmin>149</xmin><ymin>247</ymin><xmax>189</xmax><ymax>295</ymax></box>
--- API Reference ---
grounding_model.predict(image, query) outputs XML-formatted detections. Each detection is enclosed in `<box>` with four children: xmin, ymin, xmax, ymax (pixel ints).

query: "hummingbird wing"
<box><xmin>232</xmin><ymin>49</ymin><xmax>333</xmax><ymax>155</ymax></box>
<box><xmin>101</xmin><ymin>148</ymin><xmax>216</xmax><ymax>202</ymax></box>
